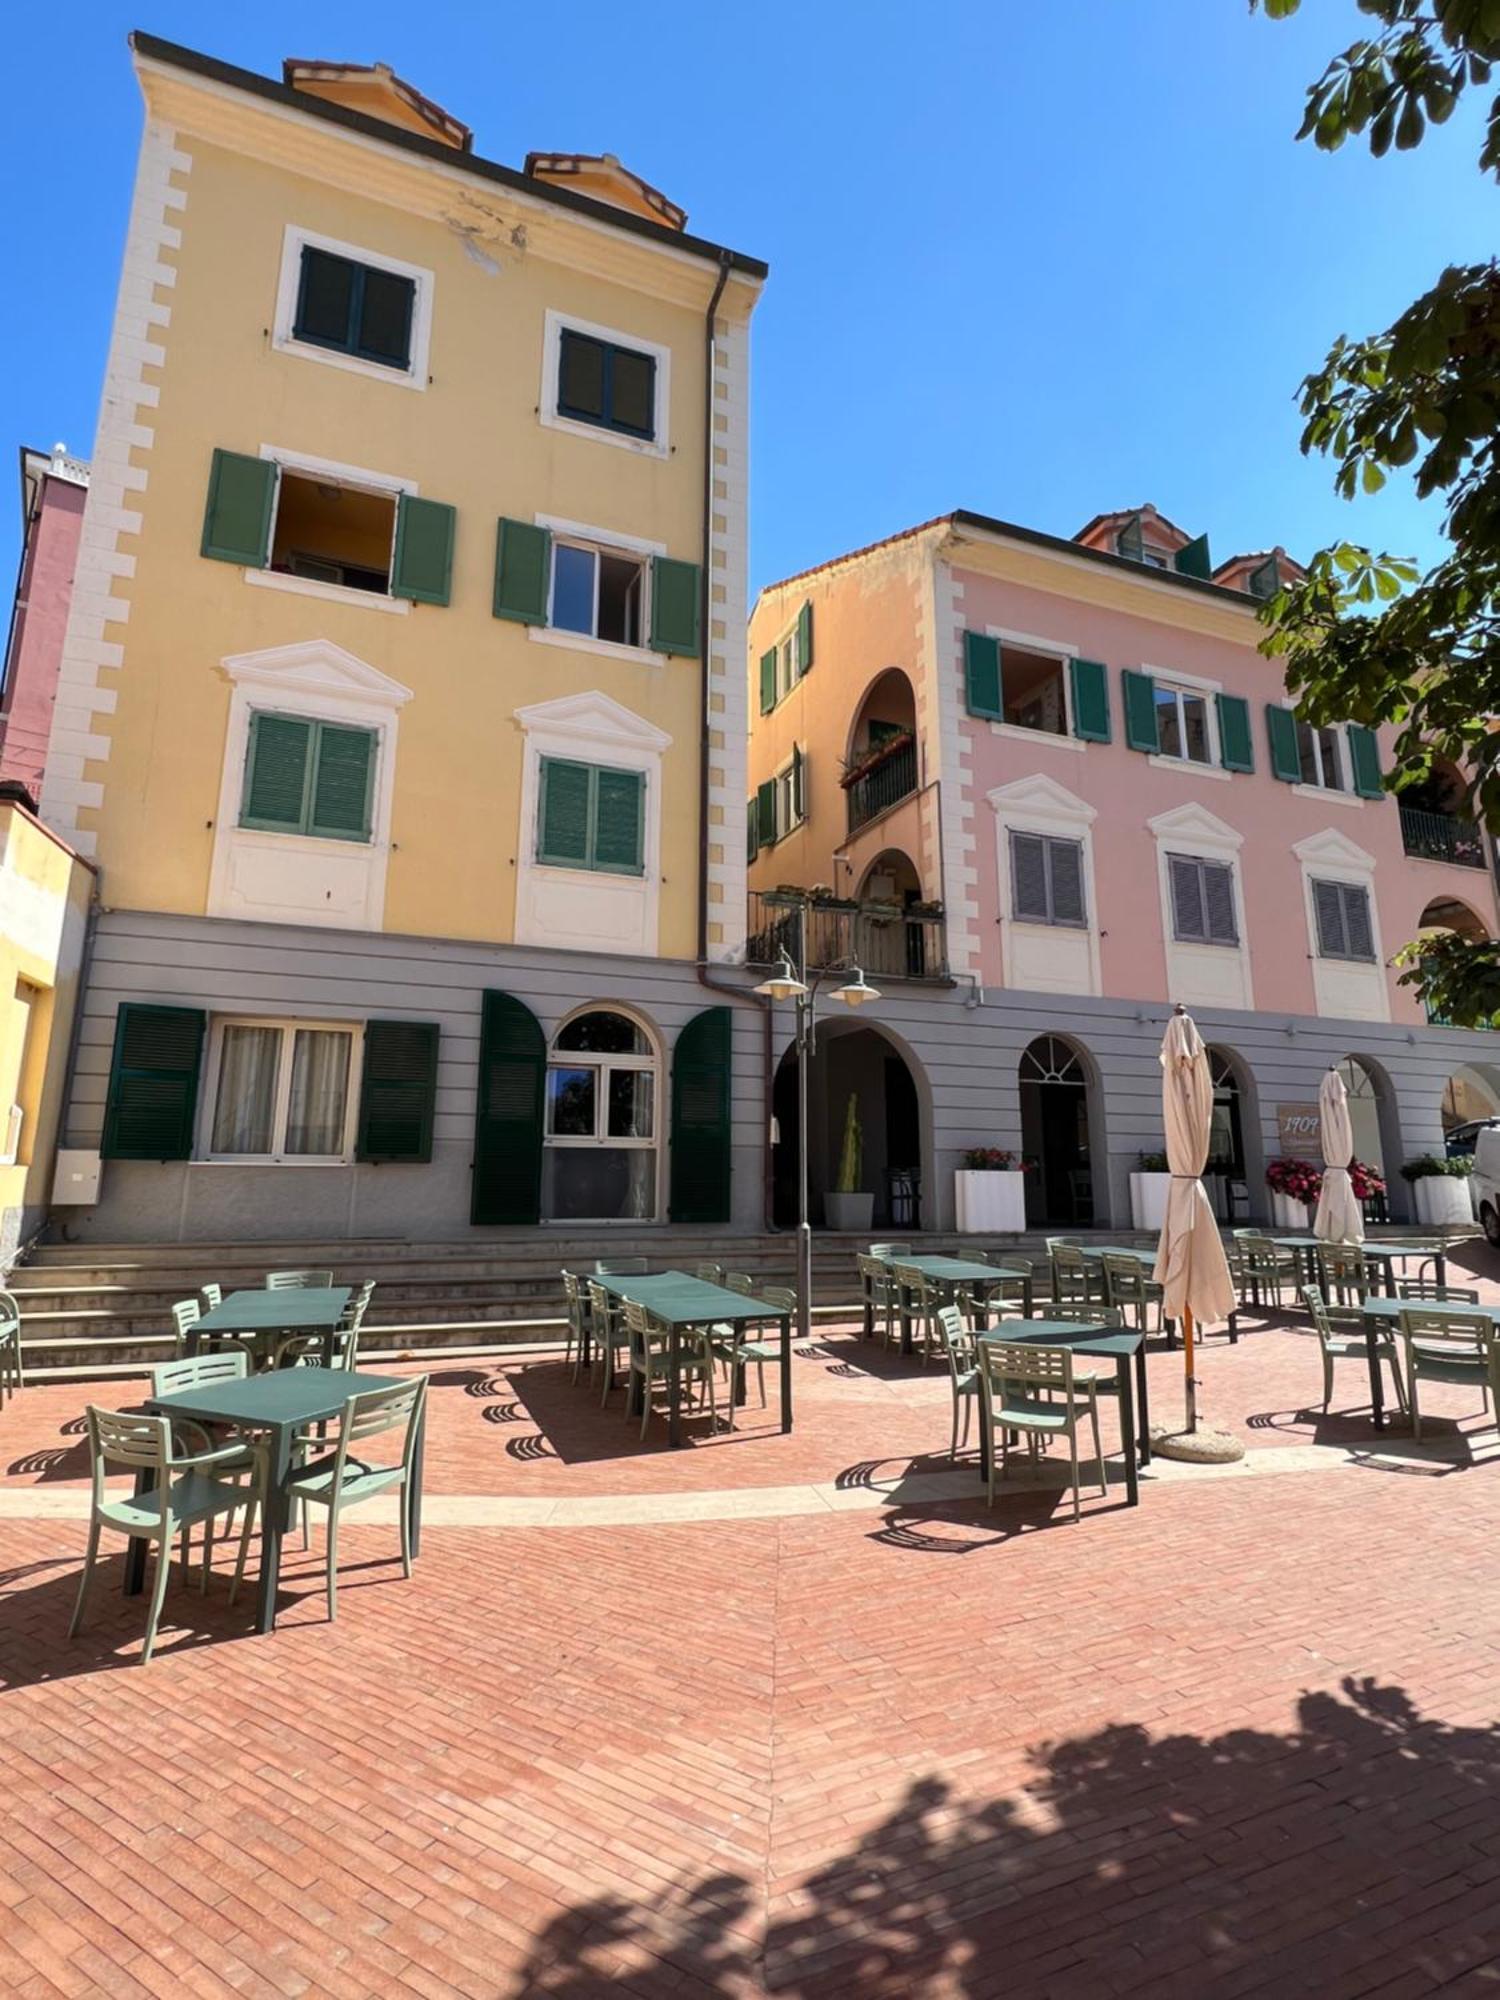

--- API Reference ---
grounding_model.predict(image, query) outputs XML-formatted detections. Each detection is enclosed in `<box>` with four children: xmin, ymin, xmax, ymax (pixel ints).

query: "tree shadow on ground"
<box><xmin>512</xmin><ymin>1676</ymin><xmax>1500</xmax><ymax>1998</ymax></box>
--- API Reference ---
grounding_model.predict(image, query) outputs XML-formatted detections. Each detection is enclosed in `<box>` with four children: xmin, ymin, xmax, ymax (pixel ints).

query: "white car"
<box><xmin>1472</xmin><ymin>1126</ymin><xmax>1500</xmax><ymax>1245</ymax></box>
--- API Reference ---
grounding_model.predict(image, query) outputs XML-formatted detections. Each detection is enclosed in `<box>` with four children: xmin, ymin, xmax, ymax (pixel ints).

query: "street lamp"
<box><xmin>755</xmin><ymin>920</ymin><xmax>882</xmax><ymax>1350</ymax></box>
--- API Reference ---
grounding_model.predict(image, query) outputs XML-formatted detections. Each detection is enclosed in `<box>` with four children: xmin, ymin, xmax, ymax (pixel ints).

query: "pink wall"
<box><xmin>955</xmin><ymin>563</ymin><xmax>1500</xmax><ymax>1021</ymax></box>
<box><xmin>1</xmin><ymin>472</ymin><xmax>86</xmax><ymax>801</ymax></box>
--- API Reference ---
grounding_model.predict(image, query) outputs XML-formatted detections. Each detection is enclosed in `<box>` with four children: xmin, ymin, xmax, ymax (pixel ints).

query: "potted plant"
<box><xmin>1130</xmin><ymin>1149</ymin><xmax>1173</xmax><ymax>1230</ymax></box>
<box><xmin>1400</xmin><ymin>1153</ymin><xmax>1475</xmax><ymax>1226</ymax></box>
<box><xmin>1265</xmin><ymin>1157</ymin><xmax>1323</xmax><ymax>1230</ymax></box>
<box><xmin>824</xmin><ymin>1093</ymin><xmax>874</xmax><ymax>1231</ymax></box>
<box><xmin>955</xmin><ymin>1147</ymin><xmax>1027</xmax><ymax>1232</ymax></box>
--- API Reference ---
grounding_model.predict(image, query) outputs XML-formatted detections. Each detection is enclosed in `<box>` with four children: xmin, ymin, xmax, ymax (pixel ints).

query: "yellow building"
<box><xmin>42</xmin><ymin>36</ymin><xmax>765</xmax><ymax>1240</ymax></box>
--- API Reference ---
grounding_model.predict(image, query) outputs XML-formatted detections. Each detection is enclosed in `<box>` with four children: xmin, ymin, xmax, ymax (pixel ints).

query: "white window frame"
<box><xmin>1293</xmin><ymin>827</ymin><xmax>1389</xmax><ymax>1021</ymax></box>
<box><xmin>1165</xmin><ymin>851</ymin><xmax>1240</xmax><ymax>947</ymax></box>
<box><xmin>978</xmin><ymin>623</ymin><xmax>1082</xmax><ymax>753</ymax></box>
<box><xmin>540</xmin><ymin>309</ymin><xmax>671</xmax><ymax>461</ymax></box>
<box><xmin>543</xmin><ymin>1005</ymin><xmax>662</xmax><ymax>1221</ymax></box>
<box><xmin>1147</xmin><ymin>804</ymin><xmax>1254</xmax><ymax>1009</ymax></box>
<box><xmin>1008</xmin><ymin>828</ymin><xmax>1088</xmax><ymax>930</ymax></box>
<box><xmin>1295</xmin><ymin>717</ymin><xmax>1353</xmax><ymax>795</ymax></box>
<box><xmin>271</xmin><ymin>225</ymin><xmax>433</xmax><ymax>392</ymax></box>
<box><xmin>1151</xmin><ymin>677</ymin><xmax>1218</xmax><ymax>770</ymax></box>
<box><xmin>988</xmin><ymin>774</ymin><xmax>1102</xmax><ymax>996</ymax></box>
<box><xmin>772</xmin><ymin>751</ymin><xmax>805</xmax><ymax>842</ymax></box>
<box><xmin>527</xmin><ymin>513</ymin><xmax>670</xmax><ymax>668</ymax></box>
<box><xmin>244</xmin><ymin>444</ymin><xmax>416</xmax><ymax>617</ymax></box>
<box><xmin>197</xmin><ymin>1016</ymin><xmax>363</xmax><ymax>1166</ymax></box>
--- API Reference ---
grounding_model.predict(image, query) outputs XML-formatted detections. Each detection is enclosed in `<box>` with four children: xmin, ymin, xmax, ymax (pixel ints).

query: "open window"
<box><xmin>271</xmin><ymin>472</ymin><xmax>395</xmax><ymax>594</ymax></box>
<box><xmin>550</xmin><ymin>537</ymin><xmax>646</xmax><ymax>647</ymax></box>
<box><xmin>1297</xmin><ymin>719</ymin><xmax>1348</xmax><ymax>791</ymax></box>
<box><xmin>999</xmin><ymin>645</ymin><xmax>1068</xmax><ymax>736</ymax></box>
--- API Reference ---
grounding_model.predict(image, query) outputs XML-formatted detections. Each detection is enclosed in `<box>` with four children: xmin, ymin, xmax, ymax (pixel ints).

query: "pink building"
<box><xmin>747</xmin><ymin>505</ymin><xmax>1500</xmax><ymax>1229</ymax></box>
<box><xmin>1</xmin><ymin>445</ymin><xmax>90</xmax><ymax>803</ymax></box>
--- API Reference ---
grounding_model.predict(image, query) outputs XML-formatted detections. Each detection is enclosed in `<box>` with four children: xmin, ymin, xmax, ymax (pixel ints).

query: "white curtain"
<box><xmin>285</xmin><ymin>1030</ymin><xmax>351</xmax><ymax>1156</ymax></box>
<box><xmin>211</xmin><ymin>1025</ymin><xmax>280</xmax><ymax>1154</ymax></box>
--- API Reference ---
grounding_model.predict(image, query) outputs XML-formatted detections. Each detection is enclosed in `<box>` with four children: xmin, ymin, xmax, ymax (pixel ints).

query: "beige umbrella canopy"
<box><xmin>1313</xmin><ymin>1065</ymin><xmax>1365</xmax><ymax>1245</ymax></box>
<box><xmin>1152</xmin><ymin>1006</ymin><xmax>1237</xmax><ymax>1433</ymax></box>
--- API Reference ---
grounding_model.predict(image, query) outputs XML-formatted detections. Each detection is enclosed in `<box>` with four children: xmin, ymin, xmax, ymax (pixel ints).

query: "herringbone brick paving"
<box><xmin>3</xmin><ymin>1268</ymin><xmax>1500</xmax><ymax>1996</ymax></box>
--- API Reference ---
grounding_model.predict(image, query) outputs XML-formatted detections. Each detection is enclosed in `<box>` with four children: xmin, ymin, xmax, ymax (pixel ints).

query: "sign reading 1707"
<box><xmin>1276</xmin><ymin>1104</ymin><xmax>1323</xmax><ymax>1159</ymax></box>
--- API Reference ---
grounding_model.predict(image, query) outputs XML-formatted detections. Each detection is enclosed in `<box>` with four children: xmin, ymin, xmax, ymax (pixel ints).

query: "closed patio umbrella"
<box><xmin>1312</xmin><ymin>1065</ymin><xmax>1364</xmax><ymax>1246</ymax></box>
<box><xmin>1152</xmin><ymin>1006</ymin><xmax>1237</xmax><ymax>1435</ymax></box>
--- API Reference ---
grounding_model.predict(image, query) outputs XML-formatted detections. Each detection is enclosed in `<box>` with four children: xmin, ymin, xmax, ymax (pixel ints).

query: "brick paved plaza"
<box><xmin>4</xmin><ymin>1271</ymin><xmax>1500</xmax><ymax>1998</ymax></box>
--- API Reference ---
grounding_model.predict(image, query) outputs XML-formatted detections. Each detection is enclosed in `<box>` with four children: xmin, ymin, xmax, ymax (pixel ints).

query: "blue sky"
<box><xmin>3</xmin><ymin>2</ymin><xmax>1494</xmax><ymax>598</ymax></box>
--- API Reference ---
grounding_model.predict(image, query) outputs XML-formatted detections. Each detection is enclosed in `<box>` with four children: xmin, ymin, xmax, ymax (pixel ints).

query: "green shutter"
<box><xmin>963</xmin><ymin>631</ymin><xmax>1002</xmax><ymax>719</ymax></box>
<box><xmin>1248</xmin><ymin>554</ymin><xmax>1281</xmax><ymax>600</ymax></box>
<box><xmin>1122</xmin><ymin>670</ymin><xmax>1159</xmax><ymax>753</ymax></box>
<box><xmin>101</xmin><ymin>1003</ymin><xmax>205</xmax><ymax>1161</ymax></box>
<box><xmin>759</xmin><ymin>648</ymin><xmax>777</xmax><ymax>714</ymax></box>
<box><xmin>392</xmin><ymin>495</ymin><xmax>455</xmax><ymax>605</ymax></box>
<box><xmin>669</xmin><ymin>1006</ymin><xmax>732</xmax><ymax>1223</ymax></box>
<box><xmin>493</xmin><ymin>518</ymin><xmax>552</xmax><ymax>624</ymax></box>
<box><xmin>1216</xmin><ymin>693</ymin><xmax>1254</xmax><ymax>773</ymax></box>
<box><xmin>593</xmin><ymin>768</ymin><xmax>645</xmax><ymax>875</ymax></box>
<box><xmin>1173</xmin><ymin>533</ymin><xmax>1212</xmax><ymax>580</ymax></box>
<box><xmin>650</xmin><ymin>556</ymin><xmax>701</xmax><ymax>657</ymax></box>
<box><xmin>747</xmin><ymin>796</ymin><xmax>759</xmax><ymax>862</ymax></box>
<box><xmin>309</xmin><ymin>725</ymin><xmax>374</xmax><ymax>841</ymax></box>
<box><xmin>538</xmin><ymin>759</ymin><xmax>592</xmax><ymax>866</ymax></box>
<box><xmin>201</xmin><ymin>449</ymin><xmax>276</xmax><ymax>567</ymax></box>
<box><xmin>1348</xmin><ymin>725</ymin><xmax>1384</xmax><ymax>799</ymax></box>
<box><xmin>791</xmin><ymin>744</ymin><xmax>806</xmax><ymax>823</ymax></box>
<box><xmin>471</xmin><ymin>991</ymin><xmax>545</xmax><ymax>1225</ymax></box>
<box><xmin>757</xmin><ymin>777</ymin><xmax>777</xmax><ymax>846</ymax></box>
<box><xmin>1069</xmin><ymin>658</ymin><xmax>1111</xmax><ymax>742</ymax></box>
<box><xmin>1115</xmin><ymin>514</ymin><xmax>1145</xmax><ymax>563</ymax></box>
<box><xmin>356</xmin><ymin>1020</ymin><xmax>439</xmax><ymax>1163</ymax></box>
<box><xmin>1267</xmin><ymin>704</ymin><xmax>1302</xmax><ymax>783</ymax></box>
<box><xmin>242</xmin><ymin>714</ymin><xmax>312</xmax><ymax>831</ymax></box>
<box><xmin>796</xmin><ymin>599</ymin><xmax>814</xmax><ymax>674</ymax></box>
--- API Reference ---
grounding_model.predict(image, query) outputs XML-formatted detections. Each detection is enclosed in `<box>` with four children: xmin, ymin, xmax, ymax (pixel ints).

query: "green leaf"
<box><xmin>1361</xmin><ymin>458</ymin><xmax>1387</xmax><ymax>492</ymax></box>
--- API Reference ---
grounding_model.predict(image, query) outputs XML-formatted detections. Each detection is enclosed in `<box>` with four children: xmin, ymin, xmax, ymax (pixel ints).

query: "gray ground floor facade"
<box><xmin>54</xmin><ymin>908</ymin><xmax>1500</xmax><ymax>1242</ymax></box>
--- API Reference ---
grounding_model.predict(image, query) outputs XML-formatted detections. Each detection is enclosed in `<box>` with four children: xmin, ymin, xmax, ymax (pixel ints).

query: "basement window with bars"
<box><xmin>239</xmin><ymin>712</ymin><xmax>377</xmax><ymax>843</ymax></box>
<box><xmin>1009</xmin><ymin>831</ymin><xmax>1087</xmax><ymax>928</ymax></box>
<box><xmin>203</xmin><ymin>1018</ymin><xmax>359</xmax><ymax>1164</ymax></box>
<box><xmin>1167</xmin><ymin>853</ymin><xmax>1239</xmax><ymax>946</ymax></box>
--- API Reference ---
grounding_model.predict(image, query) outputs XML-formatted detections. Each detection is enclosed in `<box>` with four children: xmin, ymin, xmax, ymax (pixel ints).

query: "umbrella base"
<box><xmin>1150</xmin><ymin>1425</ymin><xmax>1245</xmax><ymax>1465</ymax></box>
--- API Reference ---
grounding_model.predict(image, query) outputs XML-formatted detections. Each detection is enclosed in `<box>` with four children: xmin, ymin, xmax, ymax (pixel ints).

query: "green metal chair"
<box><xmin>199</xmin><ymin>1282</ymin><xmax>223</xmax><ymax>1312</ymax></box>
<box><xmin>1232</xmin><ymin>1232</ymin><xmax>1298</xmax><ymax>1310</ymax></box>
<box><xmin>857</xmin><ymin>1253</ymin><xmax>898</xmax><ymax>1345</ymax></box>
<box><xmin>1047</xmin><ymin>1243</ymin><xmax>1096</xmax><ymax>1313</ymax></box>
<box><xmin>271</xmin><ymin>1326</ymin><xmax>358</xmax><ymax>1371</ymax></box>
<box><xmin>723</xmin><ymin>1271</ymin><xmax>757</xmax><ymax>1296</ymax></box>
<box><xmin>621</xmin><ymin>1299</ymin><xmax>716</xmax><ymax>1438</ymax></box>
<box><xmin>0</xmin><ymin>1290</ymin><xmax>22</xmax><ymax>1406</ymax></box>
<box><xmin>694</xmin><ymin>1262</ymin><xmax>725</xmax><ymax>1285</ymax></box>
<box><xmin>1302</xmin><ymin>1286</ymin><xmax>1406</xmax><ymax>1416</ymax></box>
<box><xmin>560</xmin><ymin>1271</ymin><xmax>591</xmax><ymax>1382</ymax></box>
<box><xmin>707</xmin><ymin>1283</ymin><xmax>790</xmax><ymax>1427</ymax></box>
<box><xmin>1398</xmin><ymin>1306</ymin><xmax>1497</xmax><ymax>1441</ymax></box>
<box><xmin>70</xmin><ymin>1405</ymin><xmax>265</xmax><ymax>1664</ymax></box>
<box><xmin>892</xmin><ymin>1262</ymin><xmax>944</xmax><ymax>1364</ymax></box>
<box><xmin>266</xmin><ymin>1268</ymin><xmax>334</xmax><ymax>1290</ymax></box>
<box><xmin>934</xmin><ymin>1304</ymin><xmax>980</xmax><ymax>1460</ymax></box>
<box><xmin>271</xmin><ymin>1375</ymin><xmax>428</xmax><ymax>1623</ymax></box>
<box><xmin>868</xmin><ymin>1243</ymin><xmax>910</xmax><ymax>1260</ymax></box>
<box><xmin>170</xmin><ymin>1298</ymin><xmax>201</xmax><ymax>1355</ymax></box>
<box><xmin>970</xmin><ymin>1251</ymin><xmax>1033</xmax><ymax>1320</ymax></box>
<box><xmin>1397</xmin><ymin>1279</ymin><xmax>1479</xmax><ymax>1304</ymax></box>
<box><xmin>975</xmin><ymin>1338</ymin><xmax>1105</xmax><ymax>1522</ymax></box>
<box><xmin>1098</xmin><ymin>1250</ymin><xmax>1164</xmax><ymax>1337</ymax></box>
<box><xmin>587</xmin><ymin>1280</ymin><xmax>630</xmax><ymax>1404</ymax></box>
<box><xmin>1313</xmin><ymin>1243</ymin><xmax>1373</xmax><ymax>1308</ymax></box>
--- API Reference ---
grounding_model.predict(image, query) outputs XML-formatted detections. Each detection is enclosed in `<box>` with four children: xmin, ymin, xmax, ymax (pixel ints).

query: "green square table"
<box><xmin>976</xmin><ymin>1320</ymin><xmax>1149</xmax><ymax>1506</ymax></box>
<box><xmin>590</xmin><ymin>1271</ymin><xmax>792</xmax><ymax>1444</ymax></box>
<box><xmin>1271</xmin><ymin>1236</ymin><xmax>1450</xmax><ymax>1302</ymax></box>
<box><xmin>188</xmin><ymin>1286</ymin><xmax>352</xmax><ymax>1369</ymax></box>
<box><xmin>873</xmin><ymin>1253</ymin><xmax>1034</xmax><ymax>1355</ymax></box>
<box><xmin>1359</xmin><ymin>1294</ymin><xmax>1496</xmax><ymax>1432</ymax></box>
<box><xmin>128</xmin><ymin>1368</ymin><xmax>417</xmax><ymax>1634</ymax></box>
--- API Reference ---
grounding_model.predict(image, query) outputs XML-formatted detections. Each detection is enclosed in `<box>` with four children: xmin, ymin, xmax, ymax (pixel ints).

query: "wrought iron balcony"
<box><xmin>845</xmin><ymin>736</ymin><xmax>918</xmax><ymax>835</ymax></box>
<box><xmin>746</xmin><ymin>891</ymin><xmax>949</xmax><ymax>982</ymax></box>
<box><xmin>1400</xmin><ymin>805</ymin><xmax>1487</xmax><ymax>869</ymax></box>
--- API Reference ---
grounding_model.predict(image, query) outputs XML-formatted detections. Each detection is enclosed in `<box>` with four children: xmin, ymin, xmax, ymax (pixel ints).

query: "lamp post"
<box><xmin>755</xmin><ymin>909</ymin><xmax>881</xmax><ymax>1349</ymax></box>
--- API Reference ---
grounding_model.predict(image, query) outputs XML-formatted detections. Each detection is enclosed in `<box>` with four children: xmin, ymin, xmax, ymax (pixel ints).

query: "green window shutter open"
<box><xmin>1069</xmin><ymin>658</ymin><xmax>1111</xmax><ymax>742</ymax></box>
<box><xmin>791</xmin><ymin>745</ymin><xmax>806</xmax><ymax>823</ymax></box>
<box><xmin>1115</xmin><ymin>514</ymin><xmax>1145</xmax><ymax>562</ymax></box>
<box><xmin>1173</xmin><ymin>533</ymin><xmax>1212</xmax><ymax>580</ymax></box>
<box><xmin>669</xmin><ymin>1005</ymin><xmax>732</xmax><ymax>1223</ymax></box>
<box><xmin>593</xmin><ymin>768</ymin><xmax>645</xmax><ymax>875</ymax></box>
<box><xmin>650</xmin><ymin>556</ymin><xmax>702</xmax><ymax>658</ymax></box>
<box><xmin>964</xmin><ymin>631</ymin><xmax>1002</xmax><ymax>719</ymax></box>
<box><xmin>101</xmin><ymin>1003</ymin><xmax>205</xmax><ymax>1161</ymax></box>
<box><xmin>392</xmin><ymin>495</ymin><xmax>455</xmax><ymax>605</ymax></box>
<box><xmin>747</xmin><ymin>796</ymin><xmax>759</xmax><ymax>862</ymax></box>
<box><xmin>1267</xmin><ymin>704</ymin><xmax>1302</xmax><ymax>783</ymax></box>
<box><xmin>1122</xmin><ymin>669</ymin><xmax>1159</xmax><ymax>753</ymax></box>
<box><xmin>493</xmin><ymin>518</ymin><xmax>552</xmax><ymax>624</ymax></box>
<box><xmin>538</xmin><ymin>759</ymin><xmax>592</xmax><ymax>866</ymax></box>
<box><xmin>471</xmin><ymin>991</ymin><xmax>545</xmax><ymax>1225</ymax></box>
<box><xmin>796</xmin><ymin>600</ymin><xmax>814</xmax><ymax>674</ymax></box>
<box><xmin>759</xmin><ymin>648</ymin><xmax>777</xmax><ymax>714</ymax></box>
<box><xmin>356</xmin><ymin>1020</ymin><xmax>439</xmax><ymax>1163</ymax></box>
<box><xmin>201</xmin><ymin>449</ymin><xmax>276</xmax><ymax>567</ymax></box>
<box><xmin>242</xmin><ymin>714</ymin><xmax>312</xmax><ymax>832</ymax></box>
<box><xmin>1348</xmin><ymin>725</ymin><xmax>1384</xmax><ymax>799</ymax></box>
<box><xmin>309</xmin><ymin>725</ymin><xmax>374</xmax><ymax>841</ymax></box>
<box><xmin>757</xmin><ymin>777</ymin><xmax>777</xmax><ymax>846</ymax></box>
<box><xmin>1216</xmin><ymin>693</ymin><xmax>1254</xmax><ymax>773</ymax></box>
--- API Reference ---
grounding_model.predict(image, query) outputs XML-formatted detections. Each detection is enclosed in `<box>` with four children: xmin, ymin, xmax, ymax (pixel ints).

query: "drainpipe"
<box><xmin>691</xmin><ymin>250</ymin><xmax>777</xmax><ymax>1230</ymax></box>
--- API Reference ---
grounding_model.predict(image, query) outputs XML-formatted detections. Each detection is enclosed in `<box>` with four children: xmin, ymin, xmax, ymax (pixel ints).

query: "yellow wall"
<box><xmin>84</xmin><ymin>118</ymin><xmax>733</xmax><ymax>959</ymax></box>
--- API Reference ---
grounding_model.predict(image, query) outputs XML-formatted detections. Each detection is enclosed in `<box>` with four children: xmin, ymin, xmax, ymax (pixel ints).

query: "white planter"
<box><xmin>1129</xmin><ymin>1172</ymin><xmax>1172</xmax><ymax>1231</ymax></box>
<box><xmin>824</xmin><ymin>1191</ymin><xmax>874</xmax><ymax>1232</ymax></box>
<box><xmin>1411</xmin><ymin>1175</ymin><xmax>1473</xmax><ymax>1228</ymax></box>
<box><xmin>954</xmin><ymin>1169</ymin><xmax>1026</xmax><ymax>1233</ymax></box>
<box><xmin>1270</xmin><ymin>1191</ymin><xmax>1312</xmax><ymax>1230</ymax></box>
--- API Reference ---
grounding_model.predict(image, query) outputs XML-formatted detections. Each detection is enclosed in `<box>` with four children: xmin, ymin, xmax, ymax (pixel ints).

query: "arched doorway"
<box><xmin>542</xmin><ymin>1006</ymin><xmax>660</xmax><ymax>1220</ymax></box>
<box><xmin>1019</xmin><ymin>1034</ymin><xmax>1095</xmax><ymax>1225</ymax></box>
<box><xmin>1334</xmin><ymin>1053</ymin><xmax>1400</xmax><ymax>1220</ymax></box>
<box><xmin>1203</xmin><ymin>1045</ymin><xmax>1259</xmax><ymax>1219</ymax></box>
<box><xmin>855</xmin><ymin>847</ymin><xmax>929</xmax><ymax>978</ymax></box>
<box><xmin>1417</xmin><ymin>896</ymin><xmax>1494</xmax><ymax>1025</ymax></box>
<box><xmin>772</xmin><ymin>1021</ymin><xmax>927</xmax><ymax>1230</ymax></box>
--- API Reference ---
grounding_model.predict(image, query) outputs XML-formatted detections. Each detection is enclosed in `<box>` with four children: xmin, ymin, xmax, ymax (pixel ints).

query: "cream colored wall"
<box><xmin>79</xmin><ymin>126</ymin><xmax>729</xmax><ymax>959</ymax></box>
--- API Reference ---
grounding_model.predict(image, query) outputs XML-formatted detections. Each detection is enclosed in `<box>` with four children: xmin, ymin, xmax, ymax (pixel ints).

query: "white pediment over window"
<box><xmin>219</xmin><ymin>638</ymin><xmax>413</xmax><ymax>710</ymax></box>
<box><xmin>515</xmin><ymin>690</ymin><xmax>672</xmax><ymax>753</ymax></box>
<box><xmin>1292</xmin><ymin>826</ymin><xmax>1376</xmax><ymax>872</ymax></box>
<box><xmin>986</xmin><ymin>772</ymin><xmax>1096</xmax><ymax>830</ymax></box>
<box><xmin>1147</xmin><ymin>802</ymin><xmax>1244</xmax><ymax>852</ymax></box>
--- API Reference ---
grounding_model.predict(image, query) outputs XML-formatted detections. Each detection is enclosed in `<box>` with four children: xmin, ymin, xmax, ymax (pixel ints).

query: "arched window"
<box><xmin>542</xmin><ymin>1008</ymin><xmax>659</xmax><ymax>1220</ymax></box>
<box><xmin>1019</xmin><ymin>1035</ymin><xmax>1086</xmax><ymax>1086</ymax></box>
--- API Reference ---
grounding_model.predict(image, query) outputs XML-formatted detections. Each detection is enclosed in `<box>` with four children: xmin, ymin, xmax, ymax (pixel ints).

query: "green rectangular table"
<box><xmin>875</xmin><ymin>1254</ymin><xmax>1034</xmax><ymax>1355</ymax></box>
<box><xmin>1359</xmin><ymin>1294</ymin><xmax>1496</xmax><ymax>1432</ymax></box>
<box><xmin>976</xmin><ymin>1320</ymin><xmax>1149</xmax><ymax>1506</ymax></box>
<box><xmin>590</xmin><ymin>1271</ymin><xmax>793</xmax><ymax>1444</ymax></box>
<box><xmin>1272</xmin><ymin>1236</ymin><xmax>1450</xmax><ymax>1300</ymax></box>
<box><xmin>189</xmin><ymin>1286</ymin><xmax>352</xmax><ymax>1369</ymax></box>
<box><xmin>129</xmin><ymin>1367</ymin><xmax>417</xmax><ymax>1634</ymax></box>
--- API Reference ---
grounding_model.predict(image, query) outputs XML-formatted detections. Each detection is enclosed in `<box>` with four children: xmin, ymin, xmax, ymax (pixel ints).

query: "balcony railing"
<box><xmin>845</xmin><ymin>737</ymin><xmax>918</xmax><ymax>835</ymax></box>
<box><xmin>1400</xmin><ymin>805</ymin><xmax>1487</xmax><ymax>869</ymax></box>
<box><xmin>746</xmin><ymin>891</ymin><xmax>949</xmax><ymax>982</ymax></box>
